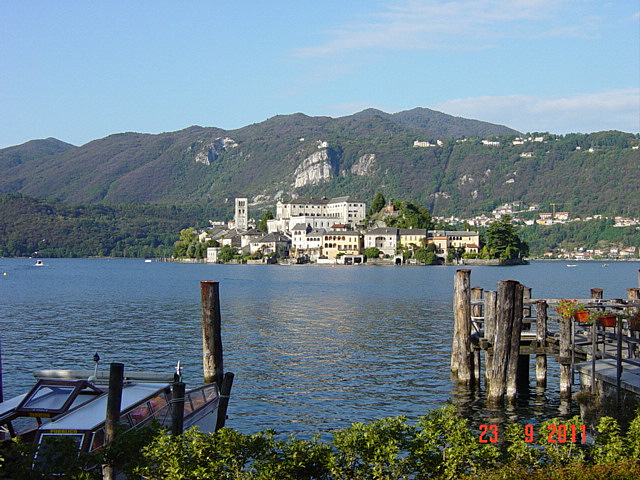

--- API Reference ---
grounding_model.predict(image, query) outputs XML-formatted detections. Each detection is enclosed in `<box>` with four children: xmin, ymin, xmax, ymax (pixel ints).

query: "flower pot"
<box><xmin>597</xmin><ymin>315</ymin><xmax>617</xmax><ymax>327</ymax></box>
<box><xmin>630</xmin><ymin>315</ymin><xmax>640</xmax><ymax>331</ymax></box>
<box><xmin>574</xmin><ymin>310</ymin><xmax>590</xmax><ymax>322</ymax></box>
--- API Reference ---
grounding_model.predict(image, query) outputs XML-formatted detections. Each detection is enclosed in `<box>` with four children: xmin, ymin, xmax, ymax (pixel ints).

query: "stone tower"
<box><xmin>235</xmin><ymin>198</ymin><xmax>248</xmax><ymax>230</ymax></box>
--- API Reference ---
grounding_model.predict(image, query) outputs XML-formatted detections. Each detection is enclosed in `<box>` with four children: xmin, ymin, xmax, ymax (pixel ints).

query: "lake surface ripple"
<box><xmin>1</xmin><ymin>258</ymin><xmax>638</xmax><ymax>436</ymax></box>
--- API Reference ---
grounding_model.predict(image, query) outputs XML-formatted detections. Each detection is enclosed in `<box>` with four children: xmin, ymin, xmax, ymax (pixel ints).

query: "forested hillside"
<box><xmin>4</xmin><ymin>109</ymin><xmax>635</xmax><ymax>219</ymax></box>
<box><xmin>1</xmin><ymin>110</ymin><xmax>636</xmax><ymax>218</ymax></box>
<box><xmin>0</xmin><ymin>194</ymin><xmax>222</xmax><ymax>258</ymax></box>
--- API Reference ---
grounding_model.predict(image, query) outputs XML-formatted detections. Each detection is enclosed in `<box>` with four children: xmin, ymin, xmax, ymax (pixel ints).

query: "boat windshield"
<box><xmin>17</xmin><ymin>380</ymin><xmax>102</xmax><ymax>417</ymax></box>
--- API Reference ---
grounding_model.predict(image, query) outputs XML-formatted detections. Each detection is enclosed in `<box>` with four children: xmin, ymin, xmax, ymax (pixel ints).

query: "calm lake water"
<box><xmin>1</xmin><ymin>258</ymin><xmax>639</xmax><ymax>436</ymax></box>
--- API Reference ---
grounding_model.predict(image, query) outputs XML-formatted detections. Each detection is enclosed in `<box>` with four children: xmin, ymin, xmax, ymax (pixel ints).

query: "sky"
<box><xmin>1</xmin><ymin>0</ymin><xmax>639</xmax><ymax>148</ymax></box>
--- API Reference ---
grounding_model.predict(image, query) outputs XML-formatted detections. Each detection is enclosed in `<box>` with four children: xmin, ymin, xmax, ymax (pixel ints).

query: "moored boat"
<box><xmin>0</xmin><ymin>366</ymin><xmax>220</xmax><ymax>455</ymax></box>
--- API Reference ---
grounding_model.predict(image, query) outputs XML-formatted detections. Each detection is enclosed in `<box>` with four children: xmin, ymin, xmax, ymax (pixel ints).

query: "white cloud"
<box><xmin>430</xmin><ymin>89</ymin><xmax>640</xmax><ymax>133</ymax></box>
<box><xmin>293</xmin><ymin>0</ymin><xmax>588</xmax><ymax>57</ymax></box>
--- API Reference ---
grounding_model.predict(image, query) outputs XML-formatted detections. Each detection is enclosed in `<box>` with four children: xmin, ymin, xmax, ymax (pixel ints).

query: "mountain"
<box><xmin>1</xmin><ymin>109</ymin><xmax>638</xmax><ymax>218</ymax></box>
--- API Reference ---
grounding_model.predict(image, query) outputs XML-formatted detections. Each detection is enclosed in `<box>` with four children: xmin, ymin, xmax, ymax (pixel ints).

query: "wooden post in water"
<box><xmin>522</xmin><ymin>286</ymin><xmax>532</xmax><ymax>321</ymax></box>
<box><xmin>171</xmin><ymin>382</ymin><xmax>186</xmax><ymax>436</ymax></box>
<box><xmin>628</xmin><ymin>288</ymin><xmax>640</xmax><ymax>339</ymax></box>
<box><xmin>517</xmin><ymin>285</ymin><xmax>531</xmax><ymax>387</ymax></box>
<box><xmin>535</xmin><ymin>301</ymin><xmax>548</xmax><ymax>387</ymax></box>
<box><xmin>559</xmin><ymin>314</ymin><xmax>572</xmax><ymax>398</ymax></box>
<box><xmin>471</xmin><ymin>287</ymin><xmax>483</xmax><ymax>385</ymax></box>
<box><xmin>487</xmin><ymin>280</ymin><xmax>517</xmax><ymax>404</ymax></box>
<box><xmin>590</xmin><ymin>288</ymin><xmax>603</xmax><ymax>301</ymax></box>
<box><xmin>201</xmin><ymin>280</ymin><xmax>224</xmax><ymax>387</ymax></box>
<box><xmin>103</xmin><ymin>363</ymin><xmax>124</xmax><ymax>480</ymax></box>
<box><xmin>216</xmin><ymin>372</ymin><xmax>235</xmax><ymax>430</ymax></box>
<box><xmin>452</xmin><ymin>270</ymin><xmax>473</xmax><ymax>384</ymax></box>
<box><xmin>484</xmin><ymin>290</ymin><xmax>497</xmax><ymax>383</ymax></box>
<box><xmin>507</xmin><ymin>283</ymin><xmax>524</xmax><ymax>402</ymax></box>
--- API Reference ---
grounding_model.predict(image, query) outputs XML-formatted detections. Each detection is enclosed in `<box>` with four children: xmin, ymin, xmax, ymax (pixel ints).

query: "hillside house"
<box><xmin>426</xmin><ymin>230</ymin><xmax>481</xmax><ymax>258</ymax></box>
<box><xmin>321</xmin><ymin>231</ymin><xmax>363</xmax><ymax>260</ymax></box>
<box><xmin>250</xmin><ymin>233</ymin><xmax>291</xmax><ymax>257</ymax></box>
<box><xmin>399</xmin><ymin>228</ymin><xmax>427</xmax><ymax>250</ymax></box>
<box><xmin>363</xmin><ymin>227</ymin><xmax>399</xmax><ymax>256</ymax></box>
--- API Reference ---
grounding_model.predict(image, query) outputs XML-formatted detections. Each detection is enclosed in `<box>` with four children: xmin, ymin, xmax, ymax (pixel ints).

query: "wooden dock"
<box><xmin>451</xmin><ymin>269</ymin><xmax>640</xmax><ymax>410</ymax></box>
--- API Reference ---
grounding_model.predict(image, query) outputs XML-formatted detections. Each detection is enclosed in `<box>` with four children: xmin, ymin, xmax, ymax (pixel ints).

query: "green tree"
<box><xmin>218</xmin><ymin>245</ymin><xmax>237</xmax><ymax>263</ymax></box>
<box><xmin>364</xmin><ymin>247</ymin><xmax>381</xmax><ymax>259</ymax></box>
<box><xmin>484</xmin><ymin>216</ymin><xmax>529</xmax><ymax>260</ymax></box>
<box><xmin>385</xmin><ymin>201</ymin><xmax>433</xmax><ymax>230</ymax></box>
<box><xmin>369</xmin><ymin>192</ymin><xmax>386</xmax><ymax>216</ymax></box>
<box><xmin>257</xmin><ymin>210</ymin><xmax>274</xmax><ymax>232</ymax></box>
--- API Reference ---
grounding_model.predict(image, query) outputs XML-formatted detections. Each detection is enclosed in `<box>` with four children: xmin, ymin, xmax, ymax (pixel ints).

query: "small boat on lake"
<box><xmin>566</xmin><ymin>264</ymin><xmax>577</xmax><ymax>267</ymax></box>
<box><xmin>0</xmin><ymin>365</ymin><xmax>220</xmax><ymax>455</ymax></box>
<box><xmin>34</xmin><ymin>259</ymin><xmax>45</xmax><ymax>266</ymax></box>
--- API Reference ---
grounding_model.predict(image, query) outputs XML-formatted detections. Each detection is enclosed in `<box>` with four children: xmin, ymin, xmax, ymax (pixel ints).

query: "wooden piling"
<box><xmin>103</xmin><ymin>363</ymin><xmax>124</xmax><ymax>480</ymax></box>
<box><xmin>452</xmin><ymin>269</ymin><xmax>473</xmax><ymax>384</ymax></box>
<box><xmin>590</xmin><ymin>288</ymin><xmax>603</xmax><ymax>300</ymax></box>
<box><xmin>487</xmin><ymin>279</ymin><xmax>517</xmax><ymax>404</ymax></box>
<box><xmin>523</xmin><ymin>286</ymin><xmax>532</xmax><ymax>320</ymax></box>
<box><xmin>483</xmin><ymin>290</ymin><xmax>497</xmax><ymax>383</ymax></box>
<box><xmin>535</xmin><ymin>301</ymin><xmax>548</xmax><ymax>387</ymax></box>
<box><xmin>471</xmin><ymin>287</ymin><xmax>483</xmax><ymax>385</ymax></box>
<box><xmin>628</xmin><ymin>288</ymin><xmax>640</xmax><ymax>301</ymax></box>
<box><xmin>518</xmin><ymin>285</ymin><xmax>531</xmax><ymax>388</ymax></box>
<box><xmin>507</xmin><ymin>283</ymin><xmax>524</xmax><ymax>401</ymax></box>
<box><xmin>216</xmin><ymin>372</ymin><xmax>235</xmax><ymax>430</ymax></box>
<box><xmin>201</xmin><ymin>280</ymin><xmax>224</xmax><ymax>386</ymax></box>
<box><xmin>559</xmin><ymin>314</ymin><xmax>572</xmax><ymax>398</ymax></box>
<box><xmin>171</xmin><ymin>382</ymin><xmax>186</xmax><ymax>436</ymax></box>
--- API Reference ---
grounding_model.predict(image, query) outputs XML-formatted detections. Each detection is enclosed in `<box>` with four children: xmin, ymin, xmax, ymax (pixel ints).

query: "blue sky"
<box><xmin>1</xmin><ymin>0</ymin><xmax>638</xmax><ymax>148</ymax></box>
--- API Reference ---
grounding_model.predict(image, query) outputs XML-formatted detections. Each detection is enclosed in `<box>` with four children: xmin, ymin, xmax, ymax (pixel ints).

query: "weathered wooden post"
<box><xmin>535</xmin><ymin>301</ymin><xmax>548</xmax><ymax>387</ymax></box>
<box><xmin>471</xmin><ymin>287</ymin><xmax>483</xmax><ymax>385</ymax></box>
<box><xmin>103</xmin><ymin>363</ymin><xmax>124</xmax><ymax>480</ymax></box>
<box><xmin>559</xmin><ymin>313</ymin><xmax>572</xmax><ymax>398</ymax></box>
<box><xmin>171</xmin><ymin>382</ymin><xmax>186</xmax><ymax>436</ymax></box>
<box><xmin>590</xmin><ymin>288</ymin><xmax>603</xmax><ymax>300</ymax></box>
<box><xmin>452</xmin><ymin>270</ymin><xmax>473</xmax><ymax>384</ymax></box>
<box><xmin>507</xmin><ymin>283</ymin><xmax>524</xmax><ymax>402</ymax></box>
<box><xmin>216</xmin><ymin>372</ymin><xmax>235</xmax><ymax>430</ymax></box>
<box><xmin>517</xmin><ymin>285</ymin><xmax>531</xmax><ymax>386</ymax></box>
<box><xmin>483</xmin><ymin>290</ymin><xmax>497</xmax><ymax>383</ymax></box>
<box><xmin>487</xmin><ymin>279</ymin><xmax>517</xmax><ymax>404</ymax></box>
<box><xmin>522</xmin><ymin>286</ymin><xmax>532</xmax><ymax>321</ymax></box>
<box><xmin>201</xmin><ymin>280</ymin><xmax>224</xmax><ymax>386</ymax></box>
<box><xmin>628</xmin><ymin>288</ymin><xmax>640</xmax><ymax>339</ymax></box>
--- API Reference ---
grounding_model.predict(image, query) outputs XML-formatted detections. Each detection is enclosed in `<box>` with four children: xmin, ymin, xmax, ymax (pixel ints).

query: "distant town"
<box><xmin>183</xmin><ymin>194</ymin><xmax>638</xmax><ymax>265</ymax></box>
<box><xmin>196</xmin><ymin>196</ymin><xmax>480</xmax><ymax>265</ymax></box>
<box><xmin>435</xmin><ymin>200</ymin><xmax>638</xmax><ymax>261</ymax></box>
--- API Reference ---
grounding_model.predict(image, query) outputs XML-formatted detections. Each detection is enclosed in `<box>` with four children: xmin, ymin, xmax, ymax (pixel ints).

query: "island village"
<box><xmin>181</xmin><ymin>194</ymin><xmax>639</xmax><ymax>265</ymax></box>
<box><xmin>194</xmin><ymin>196</ymin><xmax>481</xmax><ymax>265</ymax></box>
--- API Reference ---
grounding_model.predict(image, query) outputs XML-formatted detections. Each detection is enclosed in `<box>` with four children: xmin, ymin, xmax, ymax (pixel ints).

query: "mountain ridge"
<box><xmin>1</xmin><ymin>108</ymin><xmax>637</xmax><ymax>218</ymax></box>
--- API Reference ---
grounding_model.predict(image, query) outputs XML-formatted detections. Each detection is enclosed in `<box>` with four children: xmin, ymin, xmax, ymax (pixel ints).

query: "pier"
<box><xmin>451</xmin><ymin>269</ymin><xmax>640</xmax><ymax>414</ymax></box>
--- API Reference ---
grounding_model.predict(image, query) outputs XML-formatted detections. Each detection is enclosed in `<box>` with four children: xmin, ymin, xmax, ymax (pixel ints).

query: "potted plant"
<box><xmin>591</xmin><ymin>310</ymin><xmax>617</xmax><ymax>327</ymax></box>
<box><xmin>555</xmin><ymin>299</ymin><xmax>587</xmax><ymax>321</ymax></box>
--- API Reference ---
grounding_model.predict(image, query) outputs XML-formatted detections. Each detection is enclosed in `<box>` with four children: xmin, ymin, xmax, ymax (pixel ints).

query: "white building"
<box><xmin>363</xmin><ymin>227</ymin><xmax>399</xmax><ymax>256</ymax></box>
<box><xmin>274</xmin><ymin>196</ymin><xmax>366</xmax><ymax>232</ymax></box>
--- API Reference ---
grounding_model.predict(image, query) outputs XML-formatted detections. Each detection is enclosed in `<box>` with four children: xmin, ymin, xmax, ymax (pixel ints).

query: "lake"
<box><xmin>1</xmin><ymin>258</ymin><xmax>638</xmax><ymax>436</ymax></box>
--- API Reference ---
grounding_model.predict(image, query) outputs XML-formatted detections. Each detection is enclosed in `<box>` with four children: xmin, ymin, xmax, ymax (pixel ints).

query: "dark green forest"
<box><xmin>0</xmin><ymin>194</ymin><xmax>223</xmax><ymax>258</ymax></box>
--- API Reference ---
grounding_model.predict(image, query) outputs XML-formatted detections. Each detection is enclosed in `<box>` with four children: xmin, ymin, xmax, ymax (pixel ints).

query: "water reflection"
<box><xmin>1</xmin><ymin>259</ymin><xmax>636</xmax><ymax>436</ymax></box>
